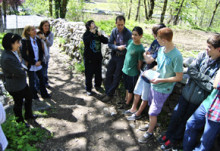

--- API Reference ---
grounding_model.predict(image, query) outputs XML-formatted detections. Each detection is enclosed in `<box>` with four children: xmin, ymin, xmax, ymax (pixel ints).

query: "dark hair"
<box><xmin>116</xmin><ymin>15</ymin><xmax>125</xmax><ymax>23</ymax></box>
<box><xmin>132</xmin><ymin>26</ymin><xmax>143</xmax><ymax>35</ymax></box>
<box><xmin>85</xmin><ymin>20</ymin><xmax>94</xmax><ymax>31</ymax></box>
<box><xmin>39</xmin><ymin>20</ymin><xmax>51</xmax><ymax>37</ymax></box>
<box><xmin>2</xmin><ymin>33</ymin><xmax>22</xmax><ymax>51</ymax></box>
<box><xmin>207</xmin><ymin>34</ymin><xmax>220</xmax><ymax>49</ymax></box>
<box><xmin>157</xmin><ymin>27</ymin><xmax>173</xmax><ymax>42</ymax></box>
<box><xmin>152</xmin><ymin>23</ymin><xmax>166</xmax><ymax>35</ymax></box>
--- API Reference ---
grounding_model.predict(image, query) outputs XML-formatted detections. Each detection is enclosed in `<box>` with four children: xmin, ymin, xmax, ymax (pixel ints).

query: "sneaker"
<box><xmin>123</xmin><ymin>109</ymin><xmax>136</xmax><ymax>116</ymax></box>
<box><xmin>118</xmin><ymin>103</ymin><xmax>130</xmax><ymax>109</ymax></box>
<box><xmin>87</xmin><ymin>91</ymin><xmax>92</xmax><ymax>96</ymax></box>
<box><xmin>158</xmin><ymin>135</ymin><xmax>168</xmax><ymax>144</ymax></box>
<box><xmin>161</xmin><ymin>140</ymin><xmax>174</xmax><ymax>151</ymax></box>
<box><xmin>102</xmin><ymin>95</ymin><xmax>112</xmax><ymax>102</ymax></box>
<box><xmin>127</xmin><ymin>113</ymin><xmax>142</xmax><ymax>121</ymax></box>
<box><xmin>138</xmin><ymin>132</ymin><xmax>153</xmax><ymax>143</ymax></box>
<box><xmin>139</xmin><ymin>124</ymin><xmax>149</xmax><ymax>131</ymax></box>
<box><xmin>95</xmin><ymin>87</ymin><xmax>104</xmax><ymax>93</ymax></box>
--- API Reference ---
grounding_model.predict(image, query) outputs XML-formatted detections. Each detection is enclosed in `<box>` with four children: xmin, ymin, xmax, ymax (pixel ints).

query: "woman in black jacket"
<box><xmin>21</xmin><ymin>25</ymin><xmax>50</xmax><ymax>100</ymax></box>
<box><xmin>83</xmin><ymin>20</ymin><xmax>108</xmax><ymax>95</ymax></box>
<box><xmin>1</xmin><ymin>33</ymin><xmax>36</xmax><ymax>124</ymax></box>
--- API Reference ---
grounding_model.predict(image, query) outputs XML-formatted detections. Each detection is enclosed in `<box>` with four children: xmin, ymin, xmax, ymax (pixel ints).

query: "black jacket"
<box><xmin>21</xmin><ymin>38</ymin><xmax>44</xmax><ymax>69</ymax></box>
<box><xmin>83</xmin><ymin>31</ymin><xmax>108</xmax><ymax>63</ymax></box>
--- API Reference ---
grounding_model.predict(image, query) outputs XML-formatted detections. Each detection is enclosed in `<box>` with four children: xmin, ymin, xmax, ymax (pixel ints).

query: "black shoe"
<box><xmin>95</xmin><ymin>87</ymin><xmax>105</xmax><ymax>93</ymax></box>
<box><xmin>45</xmin><ymin>85</ymin><xmax>51</xmax><ymax>89</ymax></box>
<box><xmin>42</xmin><ymin>94</ymin><xmax>51</xmax><ymax>99</ymax></box>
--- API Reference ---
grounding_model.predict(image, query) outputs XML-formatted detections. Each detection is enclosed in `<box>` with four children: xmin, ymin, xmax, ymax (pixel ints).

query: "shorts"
<box><xmin>123</xmin><ymin>73</ymin><xmax>139</xmax><ymax>93</ymax></box>
<box><xmin>148</xmin><ymin>87</ymin><xmax>171</xmax><ymax>116</ymax></box>
<box><xmin>133</xmin><ymin>74</ymin><xmax>151</xmax><ymax>101</ymax></box>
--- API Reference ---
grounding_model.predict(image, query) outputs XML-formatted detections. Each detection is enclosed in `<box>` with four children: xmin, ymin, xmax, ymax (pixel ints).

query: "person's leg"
<box><xmin>147</xmin><ymin>115</ymin><xmax>157</xmax><ymax>133</ymax></box>
<box><xmin>135</xmin><ymin>101</ymin><xmax>148</xmax><ymax>116</ymax></box>
<box><xmin>22</xmin><ymin>85</ymin><xmax>34</xmax><ymax>118</ymax></box>
<box><xmin>165</xmin><ymin>96</ymin><xmax>189</xmax><ymax>139</ymax></box>
<box><xmin>27</xmin><ymin>71</ymin><xmax>38</xmax><ymax>99</ymax></box>
<box><xmin>36</xmin><ymin>69</ymin><xmax>49</xmax><ymax>98</ymax></box>
<box><xmin>9</xmin><ymin>91</ymin><xmax>24</xmax><ymax>122</ymax></box>
<box><xmin>42</xmin><ymin>61</ymin><xmax>49</xmax><ymax>86</ymax></box>
<box><xmin>94</xmin><ymin>60</ymin><xmax>102</xmax><ymax>88</ymax></box>
<box><xmin>183</xmin><ymin>104</ymin><xmax>206</xmax><ymax>151</ymax></box>
<box><xmin>106</xmin><ymin>56</ymin><xmax>124</xmax><ymax>96</ymax></box>
<box><xmin>104</xmin><ymin>58</ymin><xmax>116</xmax><ymax>95</ymax></box>
<box><xmin>194</xmin><ymin>119</ymin><xmax>220</xmax><ymax>151</ymax></box>
<box><xmin>126</xmin><ymin>74</ymin><xmax>139</xmax><ymax>105</ymax></box>
<box><xmin>84</xmin><ymin>60</ymin><xmax>94</xmax><ymax>92</ymax></box>
<box><xmin>129</xmin><ymin>94</ymin><xmax>141</xmax><ymax>112</ymax></box>
<box><xmin>171</xmin><ymin>102</ymin><xmax>199</xmax><ymax>142</ymax></box>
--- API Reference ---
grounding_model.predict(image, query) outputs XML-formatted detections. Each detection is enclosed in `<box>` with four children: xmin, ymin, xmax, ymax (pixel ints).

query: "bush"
<box><xmin>2</xmin><ymin>114</ymin><xmax>51</xmax><ymax>151</ymax></box>
<box><xmin>0</xmin><ymin>33</ymin><xmax>6</xmax><ymax>50</ymax></box>
<box><xmin>74</xmin><ymin>62</ymin><xmax>85</xmax><ymax>73</ymax></box>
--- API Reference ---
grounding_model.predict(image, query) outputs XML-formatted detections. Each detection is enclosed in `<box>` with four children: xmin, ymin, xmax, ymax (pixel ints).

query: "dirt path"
<box><xmin>34</xmin><ymin>44</ymin><xmax>161</xmax><ymax>151</ymax></box>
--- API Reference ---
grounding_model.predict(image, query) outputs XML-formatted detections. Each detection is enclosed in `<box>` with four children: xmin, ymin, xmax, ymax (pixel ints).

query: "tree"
<box><xmin>143</xmin><ymin>0</ymin><xmax>155</xmax><ymax>20</ymax></box>
<box><xmin>0</xmin><ymin>4</ymin><xmax>3</xmax><ymax>32</ymax></box>
<box><xmin>49</xmin><ymin>0</ymin><xmax>53</xmax><ymax>17</ymax></box>
<box><xmin>173</xmin><ymin>0</ymin><xmax>185</xmax><ymax>25</ymax></box>
<box><xmin>143</xmin><ymin>0</ymin><xmax>148</xmax><ymax>20</ymax></box>
<box><xmin>135</xmin><ymin>0</ymin><xmax>141</xmax><ymax>21</ymax></box>
<box><xmin>55</xmin><ymin>0</ymin><xmax>69</xmax><ymax>18</ymax></box>
<box><xmin>128</xmin><ymin>0</ymin><xmax>132</xmax><ymax>20</ymax></box>
<box><xmin>160</xmin><ymin>0</ymin><xmax>168</xmax><ymax>23</ymax></box>
<box><xmin>209</xmin><ymin>0</ymin><xmax>220</xmax><ymax>27</ymax></box>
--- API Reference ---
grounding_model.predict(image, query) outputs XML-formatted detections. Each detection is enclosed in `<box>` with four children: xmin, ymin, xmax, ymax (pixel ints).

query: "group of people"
<box><xmin>0</xmin><ymin>20</ymin><xmax>54</xmax><ymax>150</ymax></box>
<box><xmin>83</xmin><ymin>15</ymin><xmax>220</xmax><ymax>151</ymax></box>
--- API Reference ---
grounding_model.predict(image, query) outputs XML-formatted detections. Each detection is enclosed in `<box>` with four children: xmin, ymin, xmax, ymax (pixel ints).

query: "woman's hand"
<box><xmin>150</xmin><ymin>78</ymin><xmax>162</xmax><ymax>84</ymax></box>
<box><xmin>35</xmin><ymin>61</ymin><xmax>41</xmax><ymax>66</ymax></box>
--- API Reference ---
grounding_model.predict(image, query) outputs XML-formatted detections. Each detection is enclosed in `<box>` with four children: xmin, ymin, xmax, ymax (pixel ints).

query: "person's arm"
<box><xmin>213</xmin><ymin>69</ymin><xmax>220</xmax><ymax>89</ymax></box>
<box><xmin>83</xmin><ymin>31</ymin><xmax>94</xmax><ymax>45</ymax></box>
<box><xmin>137</xmin><ymin>60</ymin><xmax>142</xmax><ymax>71</ymax></box>
<box><xmin>21</xmin><ymin>40</ymin><xmax>36</xmax><ymax>65</ymax></box>
<box><xmin>99</xmin><ymin>33</ymin><xmax>108</xmax><ymax>44</ymax></box>
<box><xmin>108</xmin><ymin>29</ymin><xmax>118</xmax><ymax>50</ymax></box>
<box><xmin>143</xmin><ymin>52</ymin><xmax>155</xmax><ymax>64</ymax></box>
<box><xmin>0</xmin><ymin>102</ymin><xmax>6</xmax><ymax>124</ymax></box>
<box><xmin>45</xmin><ymin>32</ymin><xmax>54</xmax><ymax>47</ymax></box>
<box><xmin>151</xmin><ymin>72</ymin><xmax>183</xmax><ymax>84</ymax></box>
<box><xmin>188</xmin><ymin>52</ymin><xmax>214</xmax><ymax>92</ymax></box>
<box><xmin>4</xmin><ymin>58</ymin><xmax>26</xmax><ymax>78</ymax></box>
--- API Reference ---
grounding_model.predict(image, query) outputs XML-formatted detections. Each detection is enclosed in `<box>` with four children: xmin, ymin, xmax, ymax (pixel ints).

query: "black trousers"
<box><xmin>9</xmin><ymin>85</ymin><xmax>33</xmax><ymax>122</ymax></box>
<box><xmin>84</xmin><ymin>60</ymin><xmax>102</xmax><ymax>92</ymax></box>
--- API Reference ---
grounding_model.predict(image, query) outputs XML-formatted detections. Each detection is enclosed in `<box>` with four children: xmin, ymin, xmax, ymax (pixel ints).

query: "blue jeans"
<box><xmin>166</xmin><ymin>95</ymin><xmax>199</xmax><ymax>142</ymax></box>
<box><xmin>28</xmin><ymin>69</ymin><xmax>49</xmax><ymax>99</ymax></box>
<box><xmin>183</xmin><ymin>104</ymin><xmax>220</xmax><ymax>151</ymax></box>
<box><xmin>104</xmin><ymin>55</ymin><xmax>124</xmax><ymax>96</ymax></box>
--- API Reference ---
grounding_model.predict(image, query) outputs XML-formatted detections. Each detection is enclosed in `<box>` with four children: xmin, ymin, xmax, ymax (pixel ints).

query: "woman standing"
<box><xmin>1</xmin><ymin>33</ymin><xmax>36</xmax><ymax>124</ymax></box>
<box><xmin>83</xmin><ymin>20</ymin><xmax>108</xmax><ymax>95</ymax></box>
<box><xmin>21</xmin><ymin>25</ymin><xmax>51</xmax><ymax>100</ymax></box>
<box><xmin>38</xmin><ymin>20</ymin><xmax>54</xmax><ymax>88</ymax></box>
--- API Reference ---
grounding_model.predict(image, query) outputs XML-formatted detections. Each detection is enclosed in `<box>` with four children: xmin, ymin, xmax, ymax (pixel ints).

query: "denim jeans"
<box><xmin>183</xmin><ymin>104</ymin><xmax>220</xmax><ymax>151</ymax></box>
<box><xmin>166</xmin><ymin>95</ymin><xmax>199</xmax><ymax>142</ymax></box>
<box><xmin>28</xmin><ymin>69</ymin><xmax>49</xmax><ymax>99</ymax></box>
<box><xmin>104</xmin><ymin>55</ymin><xmax>124</xmax><ymax>96</ymax></box>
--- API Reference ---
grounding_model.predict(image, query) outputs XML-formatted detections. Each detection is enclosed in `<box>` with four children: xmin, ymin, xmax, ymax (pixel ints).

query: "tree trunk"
<box><xmin>173</xmin><ymin>0</ymin><xmax>185</xmax><ymax>25</ymax></box>
<box><xmin>160</xmin><ymin>0</ymin><xmax>168</xmax><ymax>23</ymax></box>
<box><xmin>199</xmin><ymin>0</ymin><xmax>208</xmax><ymax>26</ymax></box>
<box><xmin>60</xmin><ymin>0</ymin><xmax>69</xmax><ymax>18</ymax></box>
<box><xmin>3</xmin><ymin>0</ymin><xmax>7</xmax><ymax>30</ymax></box>
<box><xmin>49</xmin><ymin>0</ymin><xmax>53</xmax><ymax>17</ymax></box>
<box><xmin>55</xmin><ymin>0</ymin><xmax>61</xmax><ymax>18</ymax></box>
<box><xmin>144</xmin><ymin>0</ymin><xmax>148</xmax><ymax>20</ymax></box>
<box><xmin>148</xmin><ymin>0</ymin><xmax>155</xmax><ymax>19</ymax></box>
<box><xmin>128</xmin><ymin>0</ymin><xmax>132</xmax><ymax>20</ymax></box>
<box><xmin>135</xmin><ymin>0</ymin><xmax>141</xmax><ymax>21</ymax></box>
<box><xmin>209</xmin><ymin>0</ymin><xmax>220</xmax><ymax>27</ymax></box>
<box><xmin>0</xmin><ymin>5</ymin><xmax>3</xmax><ymax>32</ymax></box>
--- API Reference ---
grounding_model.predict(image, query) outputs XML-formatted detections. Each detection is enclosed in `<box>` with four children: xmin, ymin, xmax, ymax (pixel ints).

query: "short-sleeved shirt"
<box><xmin>152</xmin><ymin>47</ymin><xmax>183</xmax><ymax>94</ymax></box>
<box><xmin>122</xmin><ymin>40</ymin><xmax>145</xmax><ymax>76</ymax></box>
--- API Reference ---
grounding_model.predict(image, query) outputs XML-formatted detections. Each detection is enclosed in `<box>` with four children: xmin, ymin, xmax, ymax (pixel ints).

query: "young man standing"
<box><xmin>138</xmin><ymin>28</ymin><xmax>183</xmax><ymax>144</ymax></box>
<box><xmin>103</xmin><ymin>16</ymin><xmax>132</xmax><ymax>102</ymax></box>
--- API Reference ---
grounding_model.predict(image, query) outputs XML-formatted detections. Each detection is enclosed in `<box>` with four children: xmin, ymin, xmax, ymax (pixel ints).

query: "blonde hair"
<box><xmin>22</xmin><ymin>25</ymin><xmax>35</xmax><ymax>39</ymax></box>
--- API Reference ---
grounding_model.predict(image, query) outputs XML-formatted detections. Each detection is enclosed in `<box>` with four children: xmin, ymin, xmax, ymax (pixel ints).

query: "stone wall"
<box><xmin>51</xmin><ymin>18</ymin><xmax>193</xmax><ymax>113</ymax></box>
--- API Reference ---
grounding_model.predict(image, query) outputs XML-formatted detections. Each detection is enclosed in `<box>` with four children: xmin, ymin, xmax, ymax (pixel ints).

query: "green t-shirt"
<box><xmin>152</xmin><ymin>47</ymin><xmax>183</xmax><ymax>94</ymax></box>
<box><xmin>202</xmin><ymin>89</ymin><xmax>218</xmax><ymax>111</ymax></box>
<box><xmin>122</xmin><ymin>40</ymin><xmax>145</xmax><ymax>76</ymax></box>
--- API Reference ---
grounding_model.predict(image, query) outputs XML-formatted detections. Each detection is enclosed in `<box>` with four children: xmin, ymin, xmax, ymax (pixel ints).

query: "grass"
<box><xmin>84</xmin><ymin>2</ymin><xmax>119</xmax><ymax>11</ymax></box>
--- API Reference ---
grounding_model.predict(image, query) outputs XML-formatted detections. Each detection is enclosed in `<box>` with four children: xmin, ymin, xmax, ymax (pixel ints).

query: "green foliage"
<box><xmin>22</xmin><ymin>0</ymin><xmax>49</xmax><ymax>16</ymax></box>
<box><xmin>0</xmin><ymin>33</ymin><xmax>6</xmax><ymax>50</ymax></box>
<box><xmin>66</xmin><ymin>0</ymin><xmax>85</xmax><ymax>21</ymax></box>
<box><xmin>57</xmin><ymin>37</ymin><xmax>66</xmax><ymax>46</ymax></box>
<box><xmin>2</xmin><ymin>114</ymin><xmax>50</xmax><ymax>151</ymax></box>
<box><xmin>74</xmin><ymin>62</ymin><xmax>85</xmax><ymax>73</ymax></box>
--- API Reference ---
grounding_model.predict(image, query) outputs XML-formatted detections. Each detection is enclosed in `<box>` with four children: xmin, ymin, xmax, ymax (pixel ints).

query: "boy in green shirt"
<box><xmin>122</xmin><ymin>26</ymin><xmax>145</xmax><ymax>107</ymax></box>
